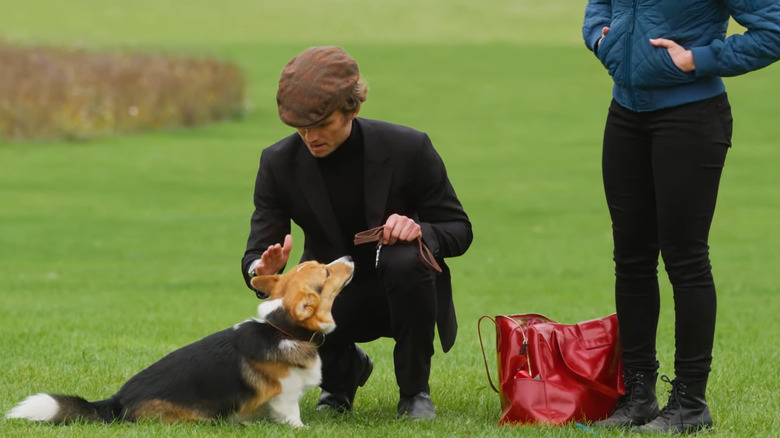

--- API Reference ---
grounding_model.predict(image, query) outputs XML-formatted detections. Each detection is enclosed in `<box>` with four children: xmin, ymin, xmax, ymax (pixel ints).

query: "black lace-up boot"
<box><xmin>634</xmin><ymin>375</ymin><xmax>712</xmax><ymax>434</ymax></box>
<box><xmin>593</xmin><ymin>369</ymin><xmax>660</xmax><ymax>428</ymax></box>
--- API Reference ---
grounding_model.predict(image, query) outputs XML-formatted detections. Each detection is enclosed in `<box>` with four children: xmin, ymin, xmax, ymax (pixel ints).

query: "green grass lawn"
<box><xmin>2</xmin><ymin>1</ymin><xmax>780</xmax><ymax>437</ymax></box>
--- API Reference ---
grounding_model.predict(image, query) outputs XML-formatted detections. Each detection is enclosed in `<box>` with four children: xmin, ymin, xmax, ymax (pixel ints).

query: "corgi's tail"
<box><xmin>6</xmin><ymin>393</ymin><xmax>121</xmax><ymax>423</ymax></box>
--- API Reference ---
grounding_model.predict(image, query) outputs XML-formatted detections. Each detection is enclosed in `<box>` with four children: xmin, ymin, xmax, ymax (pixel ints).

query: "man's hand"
<box><xmin>382</xmin><ymin>214</ymin><xmax>421</xmax><ymax>245</ymax></box>
<box><xmin>650</xmin><ymin>38</ymin><xmax>695</xmax><ymax>72</ymax></box>
<box><xmin>254</xmin><ymin>234</ymin><xmax>293</xmax><ymax>276</ymax></box>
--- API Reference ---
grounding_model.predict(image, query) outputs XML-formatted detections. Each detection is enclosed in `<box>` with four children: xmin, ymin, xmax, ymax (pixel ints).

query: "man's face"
<box><xmin>296</xmin><ymin>111</ymin><xmax>357</xmax><ymax>158</ymax></box>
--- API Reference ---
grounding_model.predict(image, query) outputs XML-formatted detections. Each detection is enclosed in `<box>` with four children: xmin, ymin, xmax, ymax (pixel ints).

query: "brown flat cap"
<box><xmin>276</xmin><ymin>46</ymin><xmax>359</xmax><ymax>128</ymax></box>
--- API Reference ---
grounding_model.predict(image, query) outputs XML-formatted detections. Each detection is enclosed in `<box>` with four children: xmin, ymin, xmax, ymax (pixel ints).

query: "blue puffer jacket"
<box><xmin>583</xmin><ymin>0</ymin><xmax>780</xmax><ymax>112</ymax></box>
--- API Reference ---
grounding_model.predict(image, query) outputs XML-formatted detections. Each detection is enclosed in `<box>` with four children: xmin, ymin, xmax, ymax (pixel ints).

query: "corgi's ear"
<box><xmin>251</xmin><ymin>275</ymin><xmax>280</xmax><ymax>297</ymax></box>
<box><xmin>294</xmin><ymin>292</ymin><xmax>319</xmax><ymax>321</ymax></box>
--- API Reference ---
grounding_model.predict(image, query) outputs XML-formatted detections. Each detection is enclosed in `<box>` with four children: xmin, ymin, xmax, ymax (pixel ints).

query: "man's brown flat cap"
<box><xmin>276</xmin><ymin>46</ymin><xmax>359</xmax><ymax>128</ymax></box>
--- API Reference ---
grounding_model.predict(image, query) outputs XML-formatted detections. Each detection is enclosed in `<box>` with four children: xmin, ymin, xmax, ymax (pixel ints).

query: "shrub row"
<box><xmin>0</xmin><ymin>41</ymin><xmax>247</xmax><ymax>141</ymax></box>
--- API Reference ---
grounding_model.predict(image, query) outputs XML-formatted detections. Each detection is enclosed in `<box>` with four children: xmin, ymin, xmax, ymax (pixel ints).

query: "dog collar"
<box><xmin>264</xmin><ymin>309</ymin><xmax>325</xmax><ymax>346</ymax></box>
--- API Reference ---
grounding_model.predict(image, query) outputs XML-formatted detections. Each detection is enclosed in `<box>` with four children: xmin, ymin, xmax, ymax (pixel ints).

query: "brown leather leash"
<box><xmin>354</xmin><ymin>226</ymin><xmax>442</xmax><ymax>274</ymax></box>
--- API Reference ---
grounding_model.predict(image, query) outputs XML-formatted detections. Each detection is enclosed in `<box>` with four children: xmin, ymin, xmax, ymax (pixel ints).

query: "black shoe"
<box><xmin>634</xmin><ymin>376</ymin><xmax>713</xmax><ymax>434</ymax></box>
<box><xmin>593</xmin><ymin>368</ymin><xmax>660</xmax><ymax>428</ymax></box>
<box><xmin>315</xmin><ymin>346</ymin><xmax>373</xmax><ymax>413</ymax></box>
<box><xmin>315</xmin><ymin>390</ymin><xmax>352</xmax><ymax>413</ymax></box>
<box><xmin>397</xmin><ymin>392</ymin><xmax>436</xmax><ymax>420</ymax></box>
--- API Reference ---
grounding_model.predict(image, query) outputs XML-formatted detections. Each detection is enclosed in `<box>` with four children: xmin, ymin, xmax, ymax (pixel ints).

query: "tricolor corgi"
<box><xmin>6</xmin><ymin>256</ymin><xmax>354</xmax><ymax>428</ymax></box>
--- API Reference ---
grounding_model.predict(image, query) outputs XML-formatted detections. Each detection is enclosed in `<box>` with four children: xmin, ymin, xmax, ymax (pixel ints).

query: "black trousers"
<box><xmin>602</xmin><ymin>94</ymin><xmax>732</xmax><ymax>380</ymax></box>
<box><xmin>318</xmin><ymin>242</ymin><xmax>437</xmax><ymax>397</ymax></box>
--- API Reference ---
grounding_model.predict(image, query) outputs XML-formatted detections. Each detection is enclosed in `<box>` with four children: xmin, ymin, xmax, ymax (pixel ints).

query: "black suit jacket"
<box><xmin>241</xmin><ymin>118</ymin><xmax>472</xmax><ymax>352</ymax></box>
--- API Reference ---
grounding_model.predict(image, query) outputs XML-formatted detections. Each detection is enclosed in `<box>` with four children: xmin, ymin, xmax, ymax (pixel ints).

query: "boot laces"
<box><xmin>657</xmin><ymin>375</ymin><xmax>685</xmax><ymax>421</ymax></box>
<box><xmin>614</xmin><ymin>371</ymin><xmax>646</xmax><ymax>411</ymax></box>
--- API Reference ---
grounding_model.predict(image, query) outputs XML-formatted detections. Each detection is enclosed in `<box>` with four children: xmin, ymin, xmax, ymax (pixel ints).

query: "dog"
<box><xmin>5</xmin><ymin>256</ymin><xmax>354</xmax><ymax>427</ymax></box>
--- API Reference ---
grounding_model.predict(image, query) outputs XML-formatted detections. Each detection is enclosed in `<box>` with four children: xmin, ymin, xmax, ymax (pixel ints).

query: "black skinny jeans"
<box><xmin>602</xmin><ymin>93</ymin><xmax>732</xmax><ymax>380</ymax></box>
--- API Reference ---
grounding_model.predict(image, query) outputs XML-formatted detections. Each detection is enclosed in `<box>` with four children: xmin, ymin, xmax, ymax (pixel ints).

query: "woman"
<box><xmin>582</xmin><ymin>0</ymin><xmax>780</xmax><ymax>433</ymax></box>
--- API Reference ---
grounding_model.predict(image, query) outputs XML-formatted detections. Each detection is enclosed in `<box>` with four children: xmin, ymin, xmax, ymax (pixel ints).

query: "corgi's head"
<box><xmin>251</xmin><ymin>256</ymin><xmax>354</xmax><ymax>334</ymax></box>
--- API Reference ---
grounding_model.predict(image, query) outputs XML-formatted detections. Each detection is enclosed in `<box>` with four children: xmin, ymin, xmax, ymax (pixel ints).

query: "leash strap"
<box><xmin>354</xmin><ymin>226</ymin><xmax>442</xmax><ymax>273</ymax></box>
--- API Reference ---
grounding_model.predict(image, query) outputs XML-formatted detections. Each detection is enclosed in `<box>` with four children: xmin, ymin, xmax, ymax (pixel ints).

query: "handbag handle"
<box><xmin>477</xmin><ymin>315</ymin><xmax>500</xmax><ymax>393</ymax></box>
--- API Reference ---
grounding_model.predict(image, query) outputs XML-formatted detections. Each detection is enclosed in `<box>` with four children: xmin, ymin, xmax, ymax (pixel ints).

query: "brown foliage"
<box><xmin>0</xmin><ymin>42</ymin><xmax>247</xmax><ymax>140</ymax></box>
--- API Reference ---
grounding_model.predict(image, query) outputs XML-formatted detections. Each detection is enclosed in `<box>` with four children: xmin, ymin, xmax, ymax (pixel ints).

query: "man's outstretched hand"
<box><xmin>255</xmin><ymin>234</ymin><xmax>293</xmax><ymax>276</ymax></box>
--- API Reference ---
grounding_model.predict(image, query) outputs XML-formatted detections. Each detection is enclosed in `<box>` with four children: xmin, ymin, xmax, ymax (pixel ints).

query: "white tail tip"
<box><xmin>6</xmin><ymin>393</ymin><xmax>59</xmax><ymax>422</ymax></box>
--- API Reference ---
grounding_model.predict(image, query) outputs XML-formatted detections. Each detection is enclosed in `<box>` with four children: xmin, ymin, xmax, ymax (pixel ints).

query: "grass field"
<box><xmin>2</xmin><ymin>1</ymin><xmax>780</xmax><ymax>437</ymax></box>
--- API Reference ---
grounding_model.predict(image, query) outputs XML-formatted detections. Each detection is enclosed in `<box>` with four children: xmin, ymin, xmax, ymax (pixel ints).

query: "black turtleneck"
<box><xmin>316</xmin><ymin>120</ymin><xmax>370</xmax><ymax>260</ymax></box>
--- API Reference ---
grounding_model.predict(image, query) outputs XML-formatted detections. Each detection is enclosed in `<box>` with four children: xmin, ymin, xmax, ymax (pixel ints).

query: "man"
<box><xmin>240</xmin><ymin>46</ymin><xmax>472</xmax><ymax>420</ymax></box>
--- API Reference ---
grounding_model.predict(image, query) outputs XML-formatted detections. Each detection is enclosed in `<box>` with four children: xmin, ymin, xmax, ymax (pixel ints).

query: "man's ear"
<box><xmin>251</xmin><ymin>275</ymin><xmax>280</xmax><ymax>297</ymax></box>
<box><xmin>348</xmin><ymin>107</ymin><xmax>360</xmax><ymax>121</ymax></box>
<box><xmin>294</xmin><ymin>292</ymin><xmax>320</xmax><ymax>321</ymax></box>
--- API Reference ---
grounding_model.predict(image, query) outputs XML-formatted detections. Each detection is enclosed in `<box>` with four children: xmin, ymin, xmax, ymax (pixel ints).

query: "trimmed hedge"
<box><xmin>0</xmin><ymin>42</ymin><xmax>247</xmax><ymax>140</ymax></box>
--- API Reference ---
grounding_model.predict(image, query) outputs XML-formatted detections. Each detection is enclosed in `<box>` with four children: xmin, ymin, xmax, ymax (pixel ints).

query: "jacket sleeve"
<box><xmin>412</xmin><ymin>134</ymin><xmax>472</xmax><ymax>261</ymax></box>
<box><xmin>241</xmin><ymin>148</ymin><xmax>291</xmax><ymax>292</ymax></box>
<box><xmin>692</xmin><ymin>0</ymin><xmax>780</xmax><ymax>77</ymax></box>
<box><xmin>583</xmin><ymin>0</ymin><xmax>612</xmax><ymax>54</ymax></box>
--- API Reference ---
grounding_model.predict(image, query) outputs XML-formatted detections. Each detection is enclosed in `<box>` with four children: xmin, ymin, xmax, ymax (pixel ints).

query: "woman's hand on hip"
<box><xmin>597</xmin><ymin>26</ymin><xmax>610</xmax><ymax>49</ymax></box>
<box><xmin>650</xmin><ymin>38</ymin><xmax>695</xmax><ymax>72</ymax></box>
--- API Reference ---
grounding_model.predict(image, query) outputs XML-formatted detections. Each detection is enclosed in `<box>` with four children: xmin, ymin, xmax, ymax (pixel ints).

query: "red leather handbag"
<box><xmin>478</xmin><ymin>313</ymin><xmax>624</xmax><ymax>425</ymax></box>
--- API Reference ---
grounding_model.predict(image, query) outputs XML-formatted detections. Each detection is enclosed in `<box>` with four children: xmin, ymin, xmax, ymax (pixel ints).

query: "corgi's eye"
<box><xmin>325</xmin><ymin>269</ymin><xmax>331</xmax><ymax>278</ymax></box>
